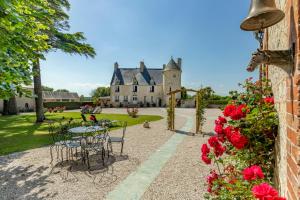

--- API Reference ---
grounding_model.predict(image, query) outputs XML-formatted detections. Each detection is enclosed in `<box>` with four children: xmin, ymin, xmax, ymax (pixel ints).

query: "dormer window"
<box><xmin>115</xmin><ymin>86</ymin><xmax>120</xmax><ymax>93</ymax></box>
<box><xmin>150</xmin><ymin>86</ymin><xmax>154</xmax><ymax>93</ymax></box>
<box><xmin>133</xmin><ymin>85</ymin><xmax>138</xmax><ymax>92</ymax></box>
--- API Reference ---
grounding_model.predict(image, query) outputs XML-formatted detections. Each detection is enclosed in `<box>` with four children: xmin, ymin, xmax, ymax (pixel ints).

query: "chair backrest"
<box><xmin>121</xmin><ymin>121</ymin><xmax>127</xmax><ymax>139</ymax></box>
<box><xmin>81</xmin><ymin>114</ymin><xmax>87</xmax><ymax>122</ymax></box>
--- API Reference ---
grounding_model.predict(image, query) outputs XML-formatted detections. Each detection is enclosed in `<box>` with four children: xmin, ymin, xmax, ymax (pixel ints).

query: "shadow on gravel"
<box><xmin>175</xmin><ymin>130</ymin><xmax>195</xmax><ymax>136</ymax></box>
<box><xmin>201</xmin><ymin>132</ymin><xmax>216</xmax><ymax>137</ymax></box>
<box><xmin>49</xmin><ymin>153</ymin><xmax>140</xmax><ymax>188</ymax></box>
<box><xmin>0</xmin><ymin>163</ymin><xmax>57</xmax><ymax>200</ymax></box>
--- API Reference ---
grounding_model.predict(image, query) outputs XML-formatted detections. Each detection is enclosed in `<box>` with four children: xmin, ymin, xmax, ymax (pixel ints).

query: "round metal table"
<box><xmin>68</xmin><ymin>126</ymin><xmax>105</xmax><ymax>134</ymax></box>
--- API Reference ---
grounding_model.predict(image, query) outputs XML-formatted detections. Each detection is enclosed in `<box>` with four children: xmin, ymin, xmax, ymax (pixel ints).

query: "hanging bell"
<box><xmin>241</xmin><ymin>0</ymin><xmax>285</xmax><ymax>31</ymax></box>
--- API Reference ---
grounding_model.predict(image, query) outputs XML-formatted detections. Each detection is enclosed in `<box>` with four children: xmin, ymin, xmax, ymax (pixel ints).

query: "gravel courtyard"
<box><xmin>0</xmin><ymin>108</ymin><xmax>221</xmax><ymax>200</ymax></box>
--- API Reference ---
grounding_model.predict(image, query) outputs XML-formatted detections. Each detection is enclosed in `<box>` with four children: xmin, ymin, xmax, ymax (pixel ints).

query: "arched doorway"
<box><xmin>167</xmin><ymin>89</ymin><xmax>204</xmax><ymax>134</ymax></box>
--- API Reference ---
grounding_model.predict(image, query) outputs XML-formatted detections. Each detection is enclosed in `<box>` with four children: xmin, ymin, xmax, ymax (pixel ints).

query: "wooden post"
<box><xmin>171</xmin><ymin>93</ymin><xmax>175</xmax><ymax>130</ymax></box>
<box><xmin>196</xmin><ymin>92</ymin><xmax>200</xmax><ymax>134</ymax></box>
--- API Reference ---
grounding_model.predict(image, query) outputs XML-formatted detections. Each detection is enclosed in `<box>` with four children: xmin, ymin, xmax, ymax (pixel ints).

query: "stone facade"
<box><xmin>110</xmin><ymin>58</ymin><xmax>182</xmax><ymax>107</ymax></box>
<box><xmin>263</xmin><ymin>0</ymin><xmax>300</xmax><ymax>199</ymax></box>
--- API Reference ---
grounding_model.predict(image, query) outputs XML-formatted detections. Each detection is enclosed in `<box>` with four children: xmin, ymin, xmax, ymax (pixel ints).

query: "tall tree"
<box><xmin>55</xmin><ymin>89</ymin><xmax>69</xmax><ymax>92</ymax></box>
<box><xmin>32</xmin><ymin>0</ymin><xmax>96</xmax><ymax>122</ymax></box>
<box><xmin>0</xmin><ymin>0</ymin><xmax>52</xmax><ymax>99</ymax></box>
<box><xmin>42</xmin><ymin>85</ymin><xmax>54</xmax><ymax>92</ymax></box>
<box><xmin>91</xmin><ymin>87</ymin><xmax>110</xmax><ymax>100</ymax></box>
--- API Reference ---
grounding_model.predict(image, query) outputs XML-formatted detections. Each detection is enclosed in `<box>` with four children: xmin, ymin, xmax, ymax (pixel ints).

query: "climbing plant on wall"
<box><xmin>201</xmin><ymin>78</ymin><xmax>283</xmax><ymax>199</ymax></box>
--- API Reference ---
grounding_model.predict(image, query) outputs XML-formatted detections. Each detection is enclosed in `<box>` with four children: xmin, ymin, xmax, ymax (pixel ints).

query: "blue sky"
<box><xmin>41</xmin><ymin>0</ymin><xmax>258</xmax><ymax>96</ymax></box>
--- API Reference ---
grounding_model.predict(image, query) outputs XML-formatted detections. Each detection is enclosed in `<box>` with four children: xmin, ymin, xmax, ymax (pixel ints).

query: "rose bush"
<box><xmin>201</xmin><ymin>78</ymin><xmax>284</xmax><ymax>199</ymax></box>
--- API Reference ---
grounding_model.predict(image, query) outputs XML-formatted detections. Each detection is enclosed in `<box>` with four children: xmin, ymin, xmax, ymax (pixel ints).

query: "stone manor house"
<box><xmin>110</xmin><ymin>58</ymin><xmax>182</xmax><ymax>107</ymax></box>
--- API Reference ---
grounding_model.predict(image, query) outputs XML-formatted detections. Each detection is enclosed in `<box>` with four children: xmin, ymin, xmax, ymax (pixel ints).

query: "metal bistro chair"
<box><xmin>49</xmin><ymin>121</ymin><xmax>68</xmax><ymax>164</ymax></box>
<box><xmin>82</xmin><ymin>127</ymin><xmax>106</xmax><ymax>169</ymax></box>
<box><xmin>108</xmin><ymin>121</ymin><xmax>127</xmax><ymax>155</ymax></box>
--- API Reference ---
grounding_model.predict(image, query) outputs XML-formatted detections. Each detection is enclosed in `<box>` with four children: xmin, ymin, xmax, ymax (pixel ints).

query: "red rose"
<box><xmin>208</xmin><ymin>136</ymin><xmax>226</xmax><ymax>157</ymax></box>
<box><xmin>223</xmin><ymin>104</ymin><xmax>235</xmax><ymax>117</ymax></box>
<box><xmin>230</xmin><ymin>104</ymin><xmax>248</xmax><ymax>120</ymax></box>
<box><xmin>224</xmin><ymin>126</ymin><xmax>234</xmax><ymax>141</ymax></box>
<box><xmin>214</xmin><ymin>143</ymin><xmax>226</xmax><ymax>157</ymax></box>
<box><xmin>215</xmin><ymin>116</ymin><xmax>227</xmax><ymax>125</ymax></box>
<box><xmin>264</xmin><ymin>97</ymin><xmax>275</xmax><ymax>105</ymax></box>
<box><xmin>243</xmin><ymin>165</ymin><xmax>264</xmax><ymax>181</ymax></box>
<box><xmin>230</xmin><ymin>131</ymin><xmax>248</xmax><ymax>149</ymax></box>
<box><xmin>252</xmin><ymin>183</ymin><xmax>279</xmax><ymax>200</ymax></box>
<box><xmin>201</xmin><ymin>143</ymin><xmax>210</xmax><ymax>154</ymax></box>
<box><xmin>201</xmin><ymin>144</ymin><xmax>211</xmax><ymax>164</ymax></box>
<box><xmin>201</xmin><ymin>154</ymin><xmax>211</xmax><ymax>164</ymax></box>
<box><xmin>214</xmin><ymin>124</ymin><xmax>224</xmax><ymax>135</ymax></box>
<box><xmin>208</xmin><ymin>136</ymin><xmax>219</xmax><ymax>147</ymax></box>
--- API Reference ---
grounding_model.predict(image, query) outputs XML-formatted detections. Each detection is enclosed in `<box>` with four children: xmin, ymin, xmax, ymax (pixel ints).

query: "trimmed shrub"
<box><xmin>43</xmin><ymin>102</ymin><xmax>82</xmax><ymax>110</ymax></box>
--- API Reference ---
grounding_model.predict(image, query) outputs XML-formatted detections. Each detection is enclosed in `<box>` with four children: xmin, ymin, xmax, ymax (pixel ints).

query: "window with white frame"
<box><xmin>115</xmin><ymin>86</ymin><xmax>120</xmax><ymax>92</ymax></box>
<box><xmin>133</xmin><ymin>85</ymin><xmax>138</xmax><ymax>92</ymax></box>
<box><xmin>150</xmin><ymin>85</ymin><xmax>154</xmax><ymax>93</ymax></box>
<box><xmin>133</xmin><ymin>96</ymin><xmax>138</xmax><ymax>101</ymax></box>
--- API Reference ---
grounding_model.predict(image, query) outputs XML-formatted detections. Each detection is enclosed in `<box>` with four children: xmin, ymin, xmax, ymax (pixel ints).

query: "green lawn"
<box><xmin>0</xmin><ymin>112</ymin><xmax>163</xmax><ymax>156</ymax></box>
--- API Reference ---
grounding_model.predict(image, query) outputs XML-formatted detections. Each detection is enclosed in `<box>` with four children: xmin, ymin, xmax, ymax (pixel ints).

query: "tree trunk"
<box><xmin>8</xmin><ymin>96</ymin><xmax>18</xmax><ymax>115</ymax></box>
<box><xmin>33</xmin><ymin>58</ymin><xmax>45</xmax><ymax>123</ymax></box>
<box><xmin>2</xmin><ymin>100</ymin><xmax>9</xmax><ymax>115</ymax></box>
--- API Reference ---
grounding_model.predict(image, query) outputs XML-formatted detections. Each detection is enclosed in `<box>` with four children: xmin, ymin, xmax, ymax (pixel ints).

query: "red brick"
<box><xmin>287</xmin><ymin>155</ymin><xmax>300</xmax><ymax>180</ymax></box>
<box><xmin>287</xmin><ymin>114</ymin><xmax>300</xmax><ymax>130</ymax></box>
<box><xmin>287</xmin><ymin>140</ymin><xmax>292</xmax><ymax>154</ymax></box>
<box><xmin>295</xmin><ymin>74</ymin><xmax>300</xmax><ymax>86</ymax></box>
<box><xmin>287</xmin><ymin>177</ymin><xmax>298</xmax><ymax>200</ymax></box>
<box><xmin>287</xmin><ymin>127</ymin><xmax>300</xmax><ymax>146</ymax></box>
<box><xmin>291</xmin><ymin>144</ymin><xmax>300</xmax><ymax>164</ymax></box>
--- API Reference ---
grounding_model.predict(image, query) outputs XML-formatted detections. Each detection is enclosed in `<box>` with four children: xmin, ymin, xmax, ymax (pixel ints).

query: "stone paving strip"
<box><xmin>106</xmin><ymin>115</ymin><xmax>193</xmax><ymax>200</ymax></box>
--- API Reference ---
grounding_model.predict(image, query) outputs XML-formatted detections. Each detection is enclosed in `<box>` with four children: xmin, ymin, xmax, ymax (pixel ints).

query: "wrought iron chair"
<box><xmin>81</xmin><ymin>128</ymin><xmax>106</xmax><ymax>169</ymax></box>
<box><xmin>49</xmin><ymin>121</ymin><xmax>68</xmax><ymax>164</ymax></box>
<box><xmin>108</xmin><ymin>121</ymin><xmax>127</xmax><ymax>155</ymax></box>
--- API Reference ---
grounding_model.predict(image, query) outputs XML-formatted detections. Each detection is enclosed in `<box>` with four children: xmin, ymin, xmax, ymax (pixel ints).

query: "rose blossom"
<box><xmin>208</xmin><ymin>136</ymin><xmax>226</xmax><ymax>157</ymax></box>
<box><xmin>201</xmin><ymin>154</ymin><xmax>211</xmax><ymax>164</ymax></box>
<box><xmin>215</xmin><ymin>116</ymin><xmax>227</xmax><ymax>125</ymax></box>
<box><xmin>223</xmin><ymin>104</ymin><xmax>235</xmax><ymax>117</ymax></box>
<box><xmin>214</xmin><ymin>124</ymin><xmax>224</xmax><ymax>135</ymax></box>
<box><xmin>252</xmin><ymin>183</ymin><xmax>281</xmax><ymax>200</ymax></box>
<box><xmin>230</xmin><ymin>131</ymin><xmax>248</xmax><ymax>149</ymax></box>
<box><xmin>264</xmin><ymin>97</ymin><xmax>275</xmax><ymax>105</ymax></box>
<box><xmin>201</xmin><ymin>144</ymin><xmax>211</xmax><ymax>164</ymax></box>
<box><xmin>230</xmin><ymin>104</ymin><xmax>248</xmax><ymax>120</ymax></box>
<box><xmin>243</xmin><ymin>165</ymin><xmax>264</xmax><ymax>181</ymax></box>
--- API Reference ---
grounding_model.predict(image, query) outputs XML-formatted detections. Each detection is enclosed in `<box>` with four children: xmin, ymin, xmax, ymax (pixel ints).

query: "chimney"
<box><xmin>177</xmin><ymin>58</ymin><xmax>182</xmax><ymax>69</ymax></box>
<box><xmin>114</xmin><ymin>62</ymin><xmax>119</xmax><ymax>71</ymax></box>
<box><xmin>140</xmin><ymin>61</ymin><xmax>145</xmax><ymax>73</ymax></box>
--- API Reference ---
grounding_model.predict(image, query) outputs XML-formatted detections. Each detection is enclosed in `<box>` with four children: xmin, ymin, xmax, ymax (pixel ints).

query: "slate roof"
<box><xmin>42</xmin><ymin>91</ymin><xmax>79</xmax><ymax>99</ymax></box>
<box><xmin>111</xmin><ymin>67</ymin><xmax>163</xmax><ymax>86</ymax></box>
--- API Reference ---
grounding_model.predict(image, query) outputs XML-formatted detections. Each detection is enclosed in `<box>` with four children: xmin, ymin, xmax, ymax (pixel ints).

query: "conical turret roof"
<box><xmin>164</xmin><ymin>57</ymin><xmax>181</xmax><ymax>71</ymax></box>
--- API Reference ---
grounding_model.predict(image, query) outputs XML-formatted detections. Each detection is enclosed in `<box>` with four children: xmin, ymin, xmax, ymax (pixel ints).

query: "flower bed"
<box><xmin>201</xmin><ymin>78</ymin><xmax>285</xmax><ymax>199</ymax></box>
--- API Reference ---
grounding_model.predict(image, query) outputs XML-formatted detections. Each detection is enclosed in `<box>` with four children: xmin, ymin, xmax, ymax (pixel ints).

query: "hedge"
<box><xmin>43</xmin><ymin>102</ymin><xmax>85</xmax><ymax>110</ymax></box>
<box><xmin>206</xmin><ymin>99</ymin><xmax>229</xmax><ymax>106</ymax></box>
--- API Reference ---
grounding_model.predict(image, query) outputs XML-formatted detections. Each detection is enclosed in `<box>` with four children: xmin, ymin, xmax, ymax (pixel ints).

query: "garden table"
<box><xmin>68</xmin><ymin>126</ymin><xmax>105</xmax><ymax>134</ymax></box>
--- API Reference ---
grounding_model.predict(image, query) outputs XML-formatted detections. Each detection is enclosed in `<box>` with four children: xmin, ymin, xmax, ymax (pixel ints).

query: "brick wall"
<box><xmin>265</xmin><ymin>0</ymin><xmax>300</xmax><ymax>199</ymax></box>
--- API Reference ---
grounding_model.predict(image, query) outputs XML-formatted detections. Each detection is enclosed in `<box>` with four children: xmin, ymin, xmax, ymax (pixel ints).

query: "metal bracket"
<box><xmin>247</xmin><ymin>48</ymin><xmax>294</xmax><ymax>72</ymax></box>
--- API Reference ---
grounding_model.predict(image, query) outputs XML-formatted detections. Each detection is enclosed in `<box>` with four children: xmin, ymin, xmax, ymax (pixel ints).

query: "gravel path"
<box><xmin>0</xmin><ymin>108</ymin><xmax>220</xmax><ymax>200</ymax></box>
